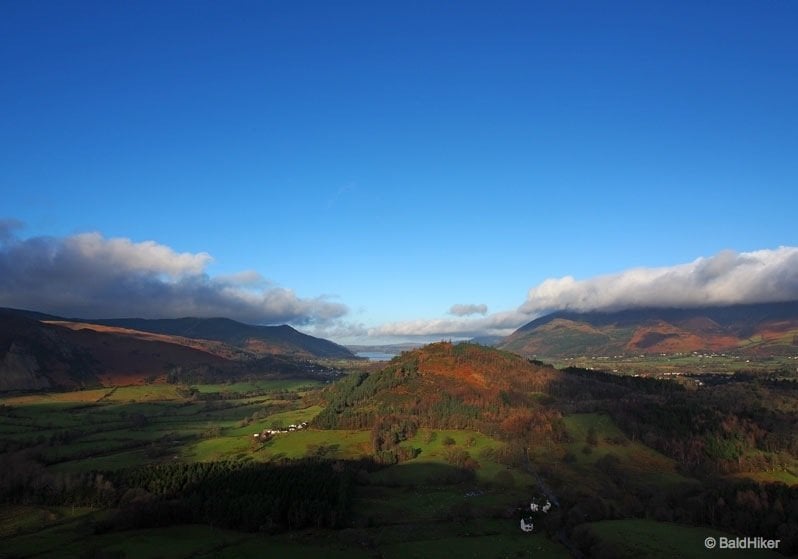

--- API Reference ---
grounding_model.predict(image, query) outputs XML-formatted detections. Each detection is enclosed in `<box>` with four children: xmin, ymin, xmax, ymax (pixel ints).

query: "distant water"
<box><xmin>356</xmin><ymin>351</ymin><xmax>395</xmax><ymax>362</ymax></box>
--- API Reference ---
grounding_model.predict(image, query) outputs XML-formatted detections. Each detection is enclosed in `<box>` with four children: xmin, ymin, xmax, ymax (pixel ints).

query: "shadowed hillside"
<box><xmin>0</xmin><ymin>312</ymin><xmax>101</xmax><ymax>391</ymax></box>
<box><xmin>0</xmin><ymin>309</ymin><xmax>348</xmax><ymax>391</ymax></box>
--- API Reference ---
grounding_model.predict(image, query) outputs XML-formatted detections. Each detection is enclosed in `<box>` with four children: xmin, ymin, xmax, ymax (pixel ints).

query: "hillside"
<box><xmin>314</xmin><ymin>341</ymin><xmax>798</xmax><ymax>547</ymax></box>
<box><xmin>0</xmin><ymin>312</ymin><xmax>101</xmax><ymax>391</ymax></box>
<box><xmin>0</xmin><ymin>309</ymin><xmax>349</xmax><ymax>391</ymax></box>
<box><xmin>0</xmin><ymin>311</ymin><xmax>240</xmax><ymax>391</ymax></box>
<box><xmin>89</xmin><ymin>316</ymin><xmax>354</xmax><ymax>358</ymax></box>
<box><xmin>314</xmin><ymin>342</ymin><xmax>565</xmax><ymax>438</ymax></box>
<box><xmin>500</xmin><ymin>301</ymin><xmax>798</xmax><ymax>358</ymax></box>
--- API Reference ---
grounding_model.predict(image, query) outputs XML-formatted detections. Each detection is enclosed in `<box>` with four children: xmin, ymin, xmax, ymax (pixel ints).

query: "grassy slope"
<box><xmin>368</xmin><ymin>428</ymin><xmax>536</xmax><ymax>486</ymax></box>
<box><xmin>559</xmin><ymin>413</ymin><xmax>691</xmax><ymax>486</ymax></box>
<box><xmin>730</xmin><ymin>469</ymin><xmax>798</xmax><ymax>485</ymax></box>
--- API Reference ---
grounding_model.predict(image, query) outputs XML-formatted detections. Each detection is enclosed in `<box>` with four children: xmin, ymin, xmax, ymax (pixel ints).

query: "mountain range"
<box><xmin>0</xmin><ymin>308</ymin><xmax>353</xmax><ymax>391</ymax></box>
<box><xmin>4</xmin><ymin>301</ymin><xmax>798</xmax><ymax>392</ymax></box>
<box><xmin>500</xmin><ymin>301</ymin><xmax>798</xmax><ymax>358</ymax></box>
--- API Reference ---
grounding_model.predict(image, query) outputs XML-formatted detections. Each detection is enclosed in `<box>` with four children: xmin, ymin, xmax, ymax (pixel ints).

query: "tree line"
<box><xmin>0</xmin><ymin>452</ymin><xmax>378</xmax><ymax>533</ymax></box>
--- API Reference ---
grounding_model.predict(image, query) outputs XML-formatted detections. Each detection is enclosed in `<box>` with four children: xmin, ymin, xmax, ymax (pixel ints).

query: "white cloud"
<box><xmin>64</xmin><ymin>232</ymin><xmax>211</xmax><ymax>277</ymax></box>
<box><xmin>300</xmin><ymin>320</ymin><xmax>370</xmax><ymax>342</ymax></box>
<box><xmin>369</xmin><ymin>309</ymin><xmax>525</xmax><ymax>338</ymax></box>
<box><xmin>370</xmin><ymin>247</ymin><xmax>798</xmax><ymax>340</ymax></box>
<box><xmin>520</xmin><ymin>247</ymin><xmax>798</xmax><ymax>314</ymax></box>
<box><xmin>0</xmin><ymin>227</ymin><xmax>348</xmax><ymax>325</ymax></box>
<box><xmin>4</xmin><ymin>224</ymin><xmax>794</xmax><ymax>343</ymax></box>
<box><xmin>449</xmin><ymin>303</ymin><xmax>488</xmax><ymax>316</ymax></box>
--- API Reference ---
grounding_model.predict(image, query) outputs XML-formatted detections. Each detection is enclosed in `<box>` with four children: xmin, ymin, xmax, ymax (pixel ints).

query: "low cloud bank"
<box><xmin>372</xmin><ymin>247</ymin><xmax>798</xmax><ymax>339</ymax></box>
<box><xmin>521</xmin><ymin>247</ymin><xmax>798</xmax><ymax>314</ymax></box>
<box><xmin>0</xmin><ymin>228</ymin><xmax>347</xmax><ymax>325</ymax></box>
<box><xmin>449</xmin><ymin>303</ymin><xmax>488</xmax><ymax>316</ymax></box>
<box><xmin>369</xmin><ymin>309</ymin><xmax>525</xmax><ymax>339</ymax></box>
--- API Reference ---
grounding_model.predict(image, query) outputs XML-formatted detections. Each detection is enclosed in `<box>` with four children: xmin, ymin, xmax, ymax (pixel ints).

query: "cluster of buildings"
<box><xmin>520</xmin><ymin>499</ymin><xmax>552</xmax><ymax>533</ymax></box>
<box><xmin>253</xmin><ymin>421</ymin><xmax>309</xmax><ymax>438</ymax></box>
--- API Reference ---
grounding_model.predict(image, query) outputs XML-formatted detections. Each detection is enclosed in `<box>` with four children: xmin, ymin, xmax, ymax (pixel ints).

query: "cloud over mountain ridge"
<box><xmin>374</xmin><ymin>247</ymin><xmax>798</xmax><ymax>339</ymax></box>
<box><xmin>520</xmin><ymin>247</ymin><xmax>798</xmax><ymax>314</ymax></box>
<box><xmin>2</xmin><ymin>219</ymin><xmax>796</xmax><ymax>342</ymax></box>
<box><xmin>0</xmin><ymin>227</ymin><xmax>347</xmax><ymax>325</ymax></box>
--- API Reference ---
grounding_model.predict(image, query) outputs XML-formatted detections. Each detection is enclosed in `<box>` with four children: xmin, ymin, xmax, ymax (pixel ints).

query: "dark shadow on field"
<box><xmin>366</xmin><ymin>461</ymin><xmax>477</xmax><ymax>486</ymax></box>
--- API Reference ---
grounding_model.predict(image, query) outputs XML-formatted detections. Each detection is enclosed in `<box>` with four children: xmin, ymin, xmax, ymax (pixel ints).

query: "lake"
<box><xmin>356</xmin><ymin>351</ymin><xmax>395</xmax><ymax>361</ymax></box>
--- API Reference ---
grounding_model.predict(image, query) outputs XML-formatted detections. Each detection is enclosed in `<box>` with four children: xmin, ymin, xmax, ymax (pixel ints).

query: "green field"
<box><xmin>0</xmin><ymin>380</ymin><xmax>577</xmax><ymax>558</ymax></box>
<box><xmin>582</xmin><ymin>519</ymin><xmax>783</xmax><ymax>558</ymax></box>
<box><xmin>380</xmin><ymin>531</ymin><xmax>568</xmax><ymax>559</ymax></box>
<box><xmin>731</xmin><ymin>469</ymin><xmax>798</xmax><ymax>485</ymax></box>
<box><xmin>367</xmin><ymin>428</ymin><xmax>536</xmax><ymax>487</ymax></box>
<box><xmin>0</xmin><ymin>382</ymin><xmax>329</xmax><ymax>473</ymax></box>
<box><xmin>372</xmin><ymin>519</ymin><xmax>571</xmax><ymax>559</ymax></box>
<box><xmin>2</xmin><ymin>374</ymin><xmax>792</xmax><ymax>558</ymax></box>
<box><xmin>0</xmin><ymin>512</ymin><xmax>373</xmax><ymax>559</ymax></box>
<box><xmin>192</xmin><ymin>379</ymin><xmax>322</xmax><ymax>394</ymax></box>
<box><xmin>553</xmin><ymin>353</ymin><xmax>798</xmax><ymax>376</ymax></box>
<box><xmin>0</xmin><ymin>505</ymin><xmax>94</xmax><ymax>539</ymax></box>
<box><xmin>0</xmin><ymin>503</ymin><xmax>571</xmax><ymax>559</ymax></box>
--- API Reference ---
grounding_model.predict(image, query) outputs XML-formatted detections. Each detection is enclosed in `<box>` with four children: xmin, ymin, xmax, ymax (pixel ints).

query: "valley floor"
<box><xmin>1</xmin><ymin>373</ymin><xmax>795</xmax><ymax>558</ymax></box>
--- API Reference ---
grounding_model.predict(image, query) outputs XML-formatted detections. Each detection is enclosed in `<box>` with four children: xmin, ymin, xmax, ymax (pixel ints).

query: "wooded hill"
<box><xmin>314</xmin><ymin>342</ymin><xmax>564</xmax><ymax>437</ymax></box>
<box><xmin>311</xmin><ymin>342</ymin><xmax>798</xmax><ymax>552</ymax></box>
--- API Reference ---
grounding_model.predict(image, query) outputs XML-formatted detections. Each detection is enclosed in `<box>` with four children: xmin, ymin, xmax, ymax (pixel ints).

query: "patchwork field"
<box><xmin>0</xmin><ymin>380</ymin><xmax>576</xmax><ymax>558</ymax></box>
<box><xmin>552</xmin><ymin>353</ymin><xmax>798</xmax><ymax>377</ymax></box>
<box><xmin>3</xmin><ymin>355</ymin><xmax>795</xmax><ymax>558</ymax></box>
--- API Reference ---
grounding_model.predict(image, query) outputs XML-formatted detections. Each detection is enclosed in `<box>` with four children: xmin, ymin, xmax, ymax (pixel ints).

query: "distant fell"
<box><xmin>81</xmin><ymin>316</ymin><xmax>354</xmax><ymax>359</ymax></box>
<box><xmin>0</xmin><ymin>308</ymin><xmax>352</xmax><ymax>391</ymax></box>
<box><xmin>468</xmin><ymin>334</ymin><xmax>504</xmax><ymax>347</ymax></box>
<box><xmin>500</xmin><ymin>301</ymin><xmax>798</xmax><ymax>358</ymax></box>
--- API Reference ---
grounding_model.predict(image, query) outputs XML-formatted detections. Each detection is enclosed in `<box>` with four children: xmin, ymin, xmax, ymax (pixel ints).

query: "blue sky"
<box><xmin>2</xmin><ymin>1</ymin><xmax>797</xmax><ymax>343</ymax></box>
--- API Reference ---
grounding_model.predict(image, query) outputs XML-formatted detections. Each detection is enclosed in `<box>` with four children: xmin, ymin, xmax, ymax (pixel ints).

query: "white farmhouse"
<box><xmin>521</xmin><ymin>498</ymin><xmax>552</xmax><ymax>532</ymax></box>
